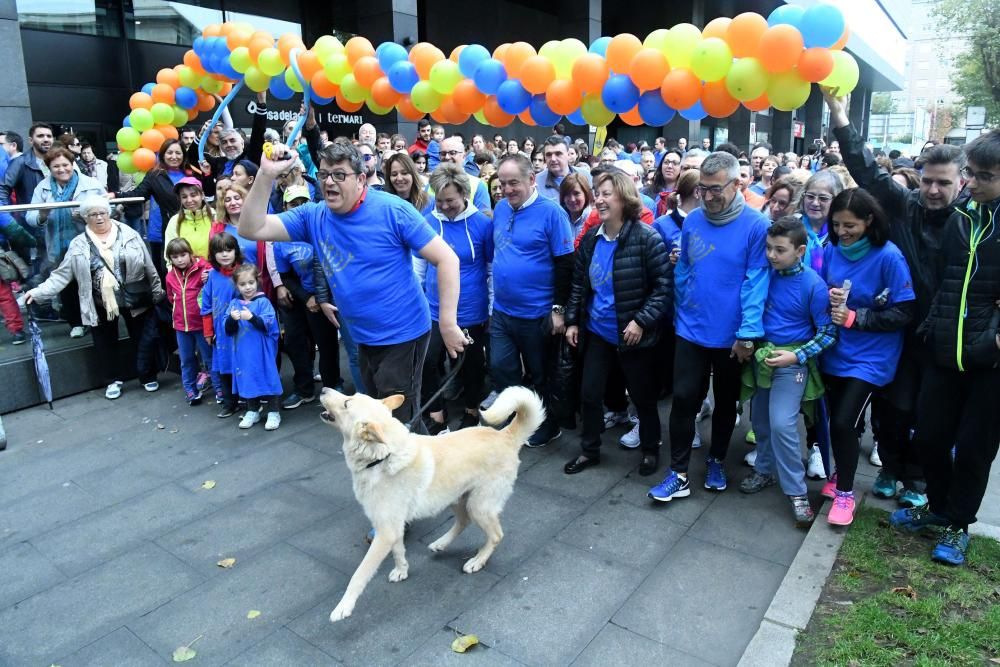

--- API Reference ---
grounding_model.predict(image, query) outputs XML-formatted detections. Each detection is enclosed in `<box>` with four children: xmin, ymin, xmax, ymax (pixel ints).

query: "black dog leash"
<box><xmin>405</xmin><ymin>329</ymin><xmax>472</xmax><ymax>432</ymax></box>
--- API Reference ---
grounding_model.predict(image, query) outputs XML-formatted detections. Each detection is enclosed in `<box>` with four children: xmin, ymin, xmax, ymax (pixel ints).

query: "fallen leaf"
<box><xmin>247</xmin><ymin>610</ymin><xmax>261</xmax><ymax>619</ymax></box>
<box><xmin>157</xmin><ymin>423</ymin><xmax>165</xmax><ymax>430</ymax></box>
<box><xmin>172</xmin><ymin>634</ymin><xmax>202</xmax><ymax>663</ymax></box>
<box><xmin>170</xmin><ymin>428</ymin><xmax>179</xmax><ymax>434</ymax></box>
<box><xmin>891</xmin><ymin>585</ymin><xmax>917</xmax><ymax>600</ymax></box>
<box><xmin>201</xmin><ymin>480</ymin><xmax>216</xmax><ymax>490</ymax></box>
<box><xmin>451</xmin><ymin>634</ymin><xmax>479</xmax><ymax>653</ymax></box>
<box><xmin>217</xmin><ymin>558</ymin><xmax>236</xmax><ymax>568</ymax></box>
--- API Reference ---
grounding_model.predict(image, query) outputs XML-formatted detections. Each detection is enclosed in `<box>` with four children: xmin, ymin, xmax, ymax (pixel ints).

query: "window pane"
<box><xmin>123</xmin><ymin>0</ymin><xmax>224</xmax><ymax>46</ymax></box>
<box><xmin>16</xmin><ymin>0</ymin><xmax>122</xmax><ymax>37</ymax></box>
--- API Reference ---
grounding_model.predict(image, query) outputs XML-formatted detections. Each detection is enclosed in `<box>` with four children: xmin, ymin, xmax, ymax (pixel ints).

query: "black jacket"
<box><xmin>919</xmin><ymin>198</ymin><xmax>1000</xmax><ymax>371</ymax></box>
<box><xmin>566</xmin><ymin>219</ymin><xmax>672</xmax><ymax>350</ymax></box>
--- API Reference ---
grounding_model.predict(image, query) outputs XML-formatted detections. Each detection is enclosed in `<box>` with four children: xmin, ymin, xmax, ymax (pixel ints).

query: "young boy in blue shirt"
<box><xmin>738</xmin><ymin>217</ymin><xmax>837</xmax><ymax>527</ymax></box>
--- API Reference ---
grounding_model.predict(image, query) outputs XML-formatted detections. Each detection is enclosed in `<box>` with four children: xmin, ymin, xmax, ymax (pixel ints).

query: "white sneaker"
<box><xmin>692</xmin><ymin>424</ymin><xmax>702</xmax><ymax>449</ymax></box>
<box><xmin>264</xmin><ymin>412</ymin><xmax>281</xmax><ymax>431</ymax></box>
<box><xmin>619</xmin><ymin>422</ymin><xmax>640</xmax><ymax>448</ymax></box>
<box><xmin>743</xmin><ymin>449</ymin><xmax>757</xmax><ymax>467</ymax></box>
<box><xmin>143</xmin><ymin>381</ymin><xmax>159</xmax><ymax>392</ymax></box>
<box><xmin>239</xmin><ymin>411</ymin><xmax>260</xmax><ymax>429</ymax></box>
<box><xmin>698</xmin><ymin>399</ymin><xmax>713</xmax><ymax>422</ymax></box>
<box><xmin>807</xmin><ymin>445</ymin><xmax>825</xmax><ymax>479</ymax></box>
<box><xmin>69</xmin><ymin>326</ymin><xmax>87</xmax><ymax>338</ymax></box>
<box><xmin>603</xmin><ymin>410</ymin><xmax>630</xmax><ymax>430</ymax></box>
<box><xmin>105</xmin><ymin>381</ymin><xmax>123</xmax><ymax>400</ymax></box>
<box><xmin>479</xmin><ymin>390</ymin><xmax>499</xmax><ymax>411</ymax></box>
<box><xmin>869</xmin><ymin>443</ymin><xmax>882</xmax><ymax>467</ymax></box>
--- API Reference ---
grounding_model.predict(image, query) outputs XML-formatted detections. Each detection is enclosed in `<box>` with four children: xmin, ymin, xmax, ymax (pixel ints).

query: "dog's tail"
<box><xmin>480</xmin><ymin>386</ymin><xmax>546</xmax><ymax>446</ymax></box>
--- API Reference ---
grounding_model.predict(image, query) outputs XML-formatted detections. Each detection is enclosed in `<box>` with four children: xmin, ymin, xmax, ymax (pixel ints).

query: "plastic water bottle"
<box><xmin>839</xmin><ymin>279</ymin><xmax>852</xmax><ymax>313</ymax></box>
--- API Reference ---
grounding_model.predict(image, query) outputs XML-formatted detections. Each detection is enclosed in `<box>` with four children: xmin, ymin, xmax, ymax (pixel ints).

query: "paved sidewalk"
<box><xmin>0</xmin><ymin>378</ymin><xmax>866</xmax><ymax>666</ymax></box>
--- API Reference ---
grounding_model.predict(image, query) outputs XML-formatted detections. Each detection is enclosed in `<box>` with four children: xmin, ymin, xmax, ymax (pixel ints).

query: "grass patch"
<box><xmin>793</xmin><ymin>505</ymin><xmax>1000</xmax><ymax>666</ymax></box>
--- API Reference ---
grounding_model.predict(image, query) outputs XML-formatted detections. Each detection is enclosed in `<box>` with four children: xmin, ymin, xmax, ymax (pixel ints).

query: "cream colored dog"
<box><xmin>319</xmin><ymin>385</ymin><xmax>545</xmax><ymax>622</ymax></box>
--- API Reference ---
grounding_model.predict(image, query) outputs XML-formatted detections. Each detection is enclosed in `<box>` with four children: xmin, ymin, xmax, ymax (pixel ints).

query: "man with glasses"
<box><xmin>0</xmin><ymin>131</ymin><xmax>22</xmax><ymax>159</ymax></box>
<box><xmin>201</xmin><ymin>92</ymin><xmax>268</xmax><ymax>178</ymax></box>
<box><xmin>438</xmin><ymin>137</ymin><xmax>492</xmax><ymax>214</ymax></box>
<box><xmin>825</xmin><ymin>89</ymin><xmax>967</xmax><ymax>510</ymax></box>
<box><xmin>239</xmin><ymin>140</ymin><xmax>465</xmax><ymax>427</ymax></box>
<box><xmin>357</xmin><ymin>142</ymin><xmax>384</xmax><ymax>190</ymax></box>
<box><xmin>648</xmin><ymin>151</ymin><xmax>770</xmax><ymax>502</ymax></box>
<box><xmin>891</xmin><ymin>129</ymin><xmax>1000</xmax><ymax>567</ymax></box>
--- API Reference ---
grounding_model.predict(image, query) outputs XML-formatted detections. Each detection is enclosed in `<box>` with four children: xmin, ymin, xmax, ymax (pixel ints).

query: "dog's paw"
<box><xmin>463</xmin><ymin>556</ymin><xmax>487</xmax><ymax>573</ymax></box>
<box><xmin>428</xmin><ymin>537</ymin><xmax>450</xmax><ymax>553</ymax></box>
<box><xmin>388</xmin><ymin>566</ymin><xmax>409</xmax><ymax>582</ymax></box>
<box><xmin>329</xmin><ymin>600</ymin><xmax>355</xmax><ymax>623</ymax></box>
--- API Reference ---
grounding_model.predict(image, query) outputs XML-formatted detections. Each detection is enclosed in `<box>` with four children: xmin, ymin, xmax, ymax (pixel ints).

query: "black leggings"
<box><xmin>823</xmin><ymin>374</ymin><xmax>876</xmax><ymax>492</ymax></box>
<box><xmin>421</xmin><ymin>322</ymin><xmax>487</xmax><ymax>414</ymax></box>
<box><xmin>249</xmin><ymin>396</ymin><xmax>278</xmax><ymax>413</ymax></box>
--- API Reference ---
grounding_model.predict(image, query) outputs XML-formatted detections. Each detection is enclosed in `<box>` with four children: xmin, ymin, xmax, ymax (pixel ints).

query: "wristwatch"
<box><xmin>551</xmin><ymin>305</ymin><xmax>566</xmax><ymax>315</ymax></box>
<box><xmin>738</xmin><ymin>340</ymin><xmax>754</xmax><ymax>349</ymax></box>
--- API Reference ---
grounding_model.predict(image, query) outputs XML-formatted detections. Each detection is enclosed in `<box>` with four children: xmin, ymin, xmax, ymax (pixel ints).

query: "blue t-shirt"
<box><xmin>820</xmin><ymin>242</ymin><xmax>916</xmax><ymax>386</ymax></box>
<box><xmin>676</xmin><ymin>206</ymin><xmax>770</xmax><ymax>348</ymax></box>
<box><xmin>278</xmin><ymin>188</ymin><xmax>436</xmax><ymax>345</ymax></box>
<box><xmin>652</xmin><ymin>211</ymin><xmax>683</xmax><ymax>252</ymax></box>
<box><xmin>640</xmin><ymin>193</ymin><xmax>656</xmax><ymax>213</ymax></box>
<box><xmin>148</xmin><ymin>170</ymin><xmax>185</xmax><ymax>243</ymax></box>
<box><xmin>228</xmin><ymin>294</ymin><xmax>282</xmax><ymax>398</ymax></box>
<box><xmin>220</xmin><ymin>223</ymin><xmax>258</xmax><ymax>264</ymax></box>
<box><xmin>200</xmin><ymin>268</ymin><xmax>239</xmax><ymax>374</ymax></box>
<box><xmin>586</xmin><ymin>236</ymin><xmax>619</xmax><ymax>345</ymax></box>
<box><xmin>492</xmin><ymin>192</ymin><xmax>575</xmax><ymax>319</ymax></box>
<box><xmin>764</xmin><ymin>266</ymin><xmax>832</xmax><ymax>345</ymax></box>
<box><xmin>272</xmin><ymin>241</ymin><xmax>315</xmax><ymax>294</ymax></box>
<box><xmin>423</xmin><ymin>208</ymin><xmax>494</xmax><ymax>327</ymax></box>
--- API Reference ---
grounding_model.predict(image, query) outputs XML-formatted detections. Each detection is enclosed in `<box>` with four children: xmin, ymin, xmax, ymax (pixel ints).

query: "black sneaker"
<box><xmin>281</xmin><ymin>393</ymin><xmax>316</xmax><ymax>410</ymax></box>
<box><xmin>526</xmin><ymin>422</ymin><xmax>561</xmax><ymax>448</ymax></box>
<box><xmin>186</xmin><ymin>390</ymin><xmax>203</xmax><ymax>406</ymax></box>
<box><xmin>459</xmin><ymin>412</ymin><xmax>480</xmax><ymax>429</ymax></box>
<box><xmin>11</xmin><ymin>331</ymin><xmax>26</xmax><ymax>345</ymax></box>
<box><xmin>217</xmin><ymin>404</ymin><xmax>238</xmax><ymax>419</ymax></box>
<box><xmin>426</xmin><ymin>418</ymin><xmax>450</xmax><ymax>436</ymax></box>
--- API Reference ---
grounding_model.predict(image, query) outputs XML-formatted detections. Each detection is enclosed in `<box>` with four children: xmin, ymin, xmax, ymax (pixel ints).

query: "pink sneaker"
<box><xmin>820</xmin><ymin>472</ymin><xmax>838</xmax><ymax>499</ymax></box>
<box><xmin>828</xmin><ymin>490</ymin><xmax>856</xmax><ymax>526</ymax></box>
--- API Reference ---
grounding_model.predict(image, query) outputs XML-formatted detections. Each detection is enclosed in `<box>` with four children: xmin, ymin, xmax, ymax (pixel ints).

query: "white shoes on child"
<box><xmin>239</xmin><ymin>410</ymin><xmax>281</xmax><ymax>430</ymax></box>
<box><xmin>265</xmin><ymin>412</ymin><xmax>281</xmax><ymax>431</ymax></box>
<box><xmin>807</xmin><ymin>445</ymin><xmax>826</xmax><ymax>479</ymax></box>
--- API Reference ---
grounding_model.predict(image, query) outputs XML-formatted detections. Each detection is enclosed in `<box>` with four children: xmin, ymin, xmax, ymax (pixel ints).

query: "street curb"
<box><xmin>737</xmin><ymin>494</ymin><xmax>855</xmax><ymax>667</ymax></box>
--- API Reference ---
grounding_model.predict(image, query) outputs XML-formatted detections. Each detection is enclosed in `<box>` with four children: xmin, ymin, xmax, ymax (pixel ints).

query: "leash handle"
<box><xmin>405</xmin><ymin>328</ymin><xmax>473</xmax><ymax>432</ymax></box>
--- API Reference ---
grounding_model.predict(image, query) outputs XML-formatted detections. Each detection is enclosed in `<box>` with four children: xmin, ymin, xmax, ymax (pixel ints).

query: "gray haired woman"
<box><xmin>26</xmin><ymin>196</ymin><xmax>164</xmax><ymax>399</ymax></box>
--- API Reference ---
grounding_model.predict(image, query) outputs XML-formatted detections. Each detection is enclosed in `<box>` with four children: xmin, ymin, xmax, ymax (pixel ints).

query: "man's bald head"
<box><xmin>440</xmin><ymin>136</ymin><xmax>466</xmax><ymax>165</ymax></box>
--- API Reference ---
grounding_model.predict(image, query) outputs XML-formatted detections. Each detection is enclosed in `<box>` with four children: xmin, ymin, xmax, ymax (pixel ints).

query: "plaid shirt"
<box><xmin>775</xmin><ymin>262</ymin><xmax>838</xmax><ymax>365</ymax></box>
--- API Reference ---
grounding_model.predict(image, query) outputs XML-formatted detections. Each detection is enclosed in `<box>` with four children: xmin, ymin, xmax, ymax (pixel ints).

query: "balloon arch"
<box><xmin>113</xmin><ymin>3</ymin><xmax>857</xmax><ymax>174</ymax></box>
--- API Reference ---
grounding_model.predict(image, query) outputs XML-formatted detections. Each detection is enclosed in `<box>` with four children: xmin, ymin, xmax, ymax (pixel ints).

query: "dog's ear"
<box><xmin>381</xmin><ymin>394</ymin><xmax>406</xmax><ymax>411</ymax></box>
<box><xmin>357</xmin><ymin>420</ymin><xmax>388</xmax><ymax>444</ymax></box>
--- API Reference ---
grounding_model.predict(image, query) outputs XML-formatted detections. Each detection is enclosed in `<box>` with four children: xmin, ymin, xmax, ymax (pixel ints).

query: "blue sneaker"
<box><xmin>889</xmin><ymin>506</ymin><xmax>948</xmax><ymax>532</ymax></box>
<box><xmin>872</xmin><ymin>471</ymin><xmax>898</xmax><ymax>499</ymax></box>
<box><xmin>648</xmin><ymin>471</ymin><xmax>691</xmax><ymax>502</ymax></box>
<box><xmin>705</xmin><ymin>457</ymin><xmax>727</xmax><ymax>491</ymax></box>
<box><xmin>932</xmin><ymin>526</ymin><xmax>969</xmax><ymax>566</ymax></box>
<box><xmin>897</xmin><ymin>488</ymin><xmax>928</xmax><ymax>509</ymax></box>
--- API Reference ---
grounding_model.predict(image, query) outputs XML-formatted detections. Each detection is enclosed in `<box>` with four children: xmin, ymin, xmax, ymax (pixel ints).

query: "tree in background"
<box><xmin>870</xmin><ymin>92</ymin><xmax>897</xmax><ymax>115</ymax></box>
<box><xmin>934</xmin><ymin>0</ymin><xmax>1000</xmax><ymax>125</ymax></box>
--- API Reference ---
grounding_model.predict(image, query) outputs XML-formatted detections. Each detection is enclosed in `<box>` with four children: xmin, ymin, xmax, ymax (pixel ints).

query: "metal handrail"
<box><xmin>0</xmin><ymin>198</ymin><xmax>146</xmax><ymax>213</ymax></box>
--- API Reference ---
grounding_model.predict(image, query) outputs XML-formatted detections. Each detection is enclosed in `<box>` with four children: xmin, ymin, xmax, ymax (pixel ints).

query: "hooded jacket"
<box><xmin>165</xmin><ymin>256</ymin><xmax>211</xmax><ymax>332</ymax></box>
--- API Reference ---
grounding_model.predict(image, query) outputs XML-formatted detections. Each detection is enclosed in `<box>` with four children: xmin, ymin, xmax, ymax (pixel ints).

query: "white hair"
<box><xmin>78</xmin><ymin>195</ymin><xmax>111</xmax><ymax>217</ymax></box>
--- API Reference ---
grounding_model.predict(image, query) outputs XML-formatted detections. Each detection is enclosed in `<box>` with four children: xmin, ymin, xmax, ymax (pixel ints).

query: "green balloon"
<box><xmin>581</xmin><ymin>94</ymin><xmax>614</xmax><ymax>127</ymax></box>
<box><xmin>663</xmin><ymin>23</ymin><xmax>703</xmax><ymax>70</ymax></box>
<box><xmin>365</xmin><ymin>95</ymin><xmax>392</xmax><ymax>115</ymax></box>
<box><xmin>820</xmin><ymin>51</ymin><xmax>860</xmax><ymax>94</ymax></box>
<box><xmin>473</xmin><ymin>109</ymin><xmax>489</xmax><ymax>125</ymax></box>
<box><xmin>244</xmin><ymin>66</ymin><xmax>271</xmax><ymax>93</ymax></box>
<box><xmin>339</xmin><ymin>73</ymin><xmax>367</xmax><ymax>102</ymax></box>
<box><xmin>725</xmin><ymin>58</ymin><xmax>769</xmax><ymax>101</ymax></box>
<box><xmin>258</xmin><ymin>47</ymin><xmax>285</xmax><ymax>77</ymax></box>
<box><xmin>201</xmin><ymin>77</ymin><xmax>222</xmax><ymax>94</ymax></box>
<box><xmin>690</xmin><ymin>37</ymin><xmax>732</xmax><ymax>83</ymax></box>
<box><xmin>172</xmin><ymin>105</ymin><xmax>189</xmax><ymax>127</ymax></box>
<box><xmin>150</xmin><ymin>102</ymin><xmax>174</xmax><ymax>126</ymax></box>
<box><xmin>643</xmin><ymin>29</ymin><xmax>671</xmax><ymax>53</ymax></box>
<box><xmin>767</xmin><ymin>71</ymin><xmax>811</xmax><ymax>111</ymax></box>
<box><xmin>116</xmin><ymin>127</ymin><xmax>140</xmax><ymax>151</ymax></box>
<box><xmin>117</xmin><ymin>151</ymin><xmax>136</xmax><ymax>174</ymax></box>
<box><xmin>410</xmin><ymin>81</ymin><xmax>443</xmax><ymax>113</ymax></box>
<box><xmin>178</xmin><ymin>65</ymin><xmax>200</xmax><ymax>88</ymax></box>
<box><xmin>313</xmin><ymin>35</ymin><xmax>344</xmax><ymax>60</ymax></box>
<box><xmin>230</xmin><ymin>46</ymin><xmax>252</xmax><ymax>74</ymax></box>
<box><xmin>323</xmin><ymin>53</ymin><xmax>352</xmax><ymax>85</ymax></box>
<box><xmin>129</xmin><ymin>108</ymin><xmax>154</xmax><ymax>132</ymax></box>
<box><xmin>429</xmin><ymin>59</ymin><xmax>462</xmax><ymax>95</ymax></box>
<box><xmin>284</xmin><ymin>67</ymin><xmax>303</xmax><ymax>93</ymax></box>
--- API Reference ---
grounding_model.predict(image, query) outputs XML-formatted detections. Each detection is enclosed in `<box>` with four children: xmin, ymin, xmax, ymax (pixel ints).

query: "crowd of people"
<box><xmin>0</xmin><ymin>87</ymin><xmax>997</xmax><ymax>567</ymax></box>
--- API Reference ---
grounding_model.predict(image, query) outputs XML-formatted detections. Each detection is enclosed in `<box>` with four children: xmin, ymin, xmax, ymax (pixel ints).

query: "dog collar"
<box><xmin>365</xmin><ymin>456</ymin><xmax>388</xmax><ymax>469</ymax></box>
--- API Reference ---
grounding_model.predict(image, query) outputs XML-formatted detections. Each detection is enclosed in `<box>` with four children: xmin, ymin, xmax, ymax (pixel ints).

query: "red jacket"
<box><xmin>166</xmin><ymin>257</ymin><xmax>211</xmax><ymax>332</ymax></box>
<box><xmin>408</xmin><ymin>137</ymin><xmax>429</xmax><ymax>155</ymax></box>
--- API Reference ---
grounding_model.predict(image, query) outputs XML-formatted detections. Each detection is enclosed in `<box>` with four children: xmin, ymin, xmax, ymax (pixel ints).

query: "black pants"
<box><xmin>359</xmin><ymin>330</ymin><xmax>430</xmax><ymax>431</ymax></box>
<box><xmin>668</xmin><ymin>336</ymin><xmax>741</xmax><ymax>472</ymax></box>
<box><xmin>60</xmin><ymin>280</ymin><xmax>83</xmax><ymax>329</ymax></box>
<box><xmin>871</xmin><ymin>349</ymin><xmax>926</xmax><ymax>488</ymax></box>
<box><xmin>90</xmin><ymin>305</ymin><xmax>158</xmax><ymax>385</ymax></box>
<box><xmin>219</xmin><ymin>372</ymin><xmax>236</xmax><ymax>410</ymax></box>
<box><xmin>655</xmin><ymin>322</ymin><xmax>676</xmax><ymax>397</ymax></box>
<box><xmin>823</xmin><ymin>374</ymin><xmax>876</xmax><ymax>492</ymax></box>
<box><xmin>282</xmin><ymin>300</ymin><xmax>342</xmax><ymax>396</ymax></box>
<box><xmin>603</xmin><ymin>358</ymin><xmax>629</xmax><ymax>413</ymax></box>
<box><xmin>580</xmin><ymin>336</ymin><xmax>661</xmax><ymax>457</ymax></box>
<box><xmin>421</xmin><ymin>321</ymin><xmax>487</xmax><ymax>414</ymax></box>
<box><xmin>914</xmin><ymin>364</ymin><xmax>1000</xmax><ymax>528</ymax></box>
<box><xmin>250</xmin><ymin>396</ymin><xmax>278</xmax><ymax>413</ymax></box>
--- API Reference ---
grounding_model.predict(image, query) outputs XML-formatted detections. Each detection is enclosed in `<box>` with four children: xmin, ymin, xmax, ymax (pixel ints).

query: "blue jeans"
<box><xmin>751</xmin><ymin>363</ymin><xmax>809</xmax><ymax>497</ymax></box>
<box><xmin>176</xmin><ymin>330</ymin><xmax>220</xmax><ymax>396</ymax></box>
<box><xmin>338</xmin><ymin>318</ymin><xmax>365</xmax><ymax>395</ymax></box>
<box><xmin>489</xmin><ymin>310</ymin><xmax>554</xmax><ymax>408</ymax></box>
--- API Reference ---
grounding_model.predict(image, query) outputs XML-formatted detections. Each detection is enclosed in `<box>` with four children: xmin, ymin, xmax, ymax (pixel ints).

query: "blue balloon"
<box><xmin>212</xmin><ymin>37</ymin><xmax>230</xmax><ymax>58</ymax></box>
<box><xmin>123</xmin><ymin>116</ymin><xmax>131</xmax><ymax>128</ymax></box>
<box><xmin>386</xmin><ymin>61</ymin><xmax>419</xmax><ymax>93</ymax></box>
<box><xmin>218</xmin><ymin>61</ymin><xmax>241</xmax><ymax>80</ymax></box>
<box><xmin>496</xmin><ymin>79</ymin><xmax>531</xmax><ymax>114</ymax></box>
<box><xmin>637</xmin><ymin>91</ymin><xmax>675</xmax><ymax>126</ymax></box>
<box><xmin>473</xmin><ymin>59</ymin><xmax>507</xmax><ymax>95</ymax></box>
<box><xmin>175</xmin><ymin>87</ymin><xmax>198</xmax><ymax>109</ymax></box>
<box><xmin>767</xmin><ymin>4</ymin><xmax>805</xmax><ymax>28</ymax></box>
<box><xmin>201</xmin><ymin>54</ymin><xmax>218</xmax><ymax>74</ymax></box>
<box><xmin>529</xmin><ymin>95</ymin><xmax>560</xmax><ymax>127</ymax></box>
<box><xmin>800</xmin><ymin>4</ymin><xmax>845</xmax><ymax>48</ymax></box>
<box><xmin>601</xmin><ymin>74</ymin><xmax>639</xmax><ymax>114</ymax></box>
<box><xmin>589</xmin><ymin>36</ymin><xmax>612</xmax><ymax>57</ymax></box>
<box><xmin>312</xmin><ymin>93</ymin><xmax>334</xmax><ymax>106</ymax></box>
<box><xmin>459</xmin><ymin>44</ymin><xmax>491</xmax><ymax>78</ymax></box>
<box><xmin>269</xmin><ymin>74</ymin><xmax>295</xmax><ymax>100</ymax></box>
<box><xmin>193</xmin><ymin>37</ymin><xmax>206</xmax><ymax>57</ymax></box>
<box><xmin>377</xmin><ymin>42</ymin><xmax>408</xmax><ymax>72</ymax></box>
<box><xmin>679</xmin><ymin>100</ymin><xmax>707</xmax><ymax>121</ymax></box>
<box><xmin>141</xmin><ymin>82</ymin><xmax>155</xmax><ymax>96</ymax></box>
<box><xmin>566</xmin><ymin>109</ymin><xmax>587</xmax><ymax>126</ymax></box>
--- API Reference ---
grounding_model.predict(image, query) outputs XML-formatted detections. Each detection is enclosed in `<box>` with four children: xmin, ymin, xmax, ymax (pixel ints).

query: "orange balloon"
<box><xmin>439</xmin><ymin>96</ymin><xmax>469</xmax><ymax>124</ymax></box>
<box><xmin>413</xmin><ymin>45</ymin><xmax>445</xmax><ymax>80</ymax></box>
<box><xmin>449</xmin><ymin>45</ymin><xmax>465</xmax><ymax>63</ymax></box>
<box><xmin>660</xmin><ymin>69</ymin><xmax>702</xmax><ymax>109</ymax></box>
<box><xmin>139</xmin><ymin>129</ymin><xmax>165</xmax><ymax>152</ymax></box>
<box><xmin>183</xmin><ymin>50</ymin><xmax>205</xmax><ymax>75</ymax></box>
<box><xmin>226</xmin><ymin>25</ymin><xmax>253</xmax><ymax>51</ymax></box>
<box><xmin>311</xmin><ymin>71</ymin><xmax>340</xmax><ymax>99</ymax></box>
<box><xmin>345</xmin><ymin>36</ymin><xmax>376</xmax><ymax>66</ymax></box>
<box><xmin>572</xmin><ymin>53</ymin><xmax>610</xmax><ymax>94</ymax></box>
<box><xmin>702</xmin><ymin>17</ymin><xmax>732</xmax><ymax>40</ymax></box>
<box><xmin>151</xmin><ymin>83</ymin><xmax>176</xmax><ymax>105</ymax></box>
<box><xmin>831</xmin><ymin>26</ymin><xmax>850</xmax><ymax>51</ymax></box>
<box><xmin>339</xmin><ymin>97</ymin><xmax>365</xmax><ymax>113</ymax></box>
<box><xmin>202</xmin><ymin>24</ymin><xmax>222</xmax><ymax>38</ymax></box>
<box><xmin>520</xmin><ymin>55</ymin><xmax>556</xmax><ymax>94</ymax></box>
<box><xmin>701</xmin><ymin>80</ymin><xmax>740</xmax><ymax>117</ymax></box>
<box><xmin>629</xmin><ymin>48</ymin><xmax>670</xmax><ymax>91</ymax></box>
<box><xmin>546</xmin><ymin>79</ymin><xmax>582</xmax><ymax>115</ymax></box>
<box><xmin>248</xmin><ymin>33</ymin><xmax>275</xmax><ymax>61</ymax></box>
<box><xmin>397</xmin><ymin>96</ymin><xmax>425</xmax><ymax>121</ymax></box>
<box><xmin>620</xmin><ymin>106</ymin><xmax>644</xmax><ymax>127</ymax></box>
<box><xmin>518</xmin><ymin>110</ymin><xmax>537</xmax><ymax>127</ymax></box>
<box><xmin>156</xmin><ymin>68</ymin><xmax>180</xmax><ymax>89</ymax></box>
<box><xmin>129</xmin><ymin>92</ymin><xmax>153</xmax><ymax>110</ymax></box>
<box><xmin>798</xmin><ymin>47</ymin><xmax>835</xmax><ymax>82</ymax></box>
<box><xmin>353</xmin><ymin>55</ymin><xmax>383</xmax><ymax>88</ymax></box>
<box><xmin>452</xmin><ymin>79</ymin><xmax>486</xmax><ymax>113</ymax></box>
<box><xmin>187</xmin><ymin>108</ymin><xmax>199</xmax><ymax>121</ymax></box>
<box><xmin>218</xmin><ymin>23</ymin><xmax>235</xmax><ymax>37</ymax></box>
<box><xmin>742</xmin><ymin>92</ymin><xmax>770</xmax><ymax>112</ymax></box>
<box><xmin>297</xmin><ymin>50</ymin><xmax>323</xmax><ymax>81</ymax></box>
<box><xmin>218</xmin><ymin>82</ymin><xmax>233</xmax><ymax>96</ymax></box>
<box><xmin>430</xmin><ymin>108</ymin><xmax>450</xmax><ymax>125</ymax></box>
<box><xmin>483</xmin><ymin>96</ymin><xmax>514</xmax><ymax>127</ymax></box>
<box><xmin>493</xmin><ymin>43</ymin><xmax>510</xmax><ymax>62</ymax></box>
<box><xmin>503</xmin><ymin>42</ymin><xmax>537</xmax><ymax>79</ymax></box>
<box><xmin>725</xmin><ymin>12</ymin><xmax>768</xmax><ymax>58</ymax></box>
<box><xmin>370</xmin><ymin>77</ymin><xmax>401</xmax><ymax>107</ymax></box>
<box><xmin>133</xmin><ymin>148</ymin><xmax>157</xmax><ymax>172</ymax></box>
<box><xmin>759</xmin><ymin>25</ymin><xmax>804</xmax><ymax>73</ymax></box>
<box><xmin>278</xmin><ymin>34</ymin><xmax>306</xmax><ymax>65</ymax></box>
<box><xmin>197</xmin><ymin>93</ymin><xmax>216</xmax><ymax>112</ymax></box>
<box><xmin>156</xmin><ymin>124</ymin><xmax>179</xmax><ymax>141</ymax></box>
<box><xmin>606</xmin><ymin>33</ymin><xmax>643</xmax><ymax>74</ymax></box>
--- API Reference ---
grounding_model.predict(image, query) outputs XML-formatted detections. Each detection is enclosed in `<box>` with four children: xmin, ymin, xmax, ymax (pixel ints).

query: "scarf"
<box><xmin>48</xmin><ymin>172</ymin><xmax>81</xmax><ymax>263</ymax></box>
<box><xmin>705</xmin><ymin>190</ymin><xmax>745</xmax><ymax>226</ymax></box>
<box><xmin>80</xmin><ymin>158</ymin><xmax>96</xmax><ymax>178</ymax></box>
<box><xmin>838</xmin><ymin>237</ymin><xmax>872</xmax><ymax>261</ymax></box>
<box><xmin>86</xmin><ymin>223</ymin><xmax>120</xmax><ymax>320</ymax></box>
<box><xmin>655</xmin><ymin>189</ymin><xmax>674</xmax><ymax>218</ymax></box>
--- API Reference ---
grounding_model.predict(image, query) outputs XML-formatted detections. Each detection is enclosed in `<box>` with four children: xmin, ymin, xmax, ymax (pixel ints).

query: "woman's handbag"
<box><xmin>0</xmin><ymin>250</ymin><xmax>29</xmax><ymax>282</ymax></box>
<box><xmin>93</xmin><ymin>242</ymin><xmax>154</xmax><ymax>310</ymax></box>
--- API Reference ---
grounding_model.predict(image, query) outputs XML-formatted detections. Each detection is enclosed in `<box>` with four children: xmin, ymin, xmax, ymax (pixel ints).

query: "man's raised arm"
<box><xmin>238</xmin><ymin>143</ymin><xmax>294</xmax><ymax>242</ymax></box>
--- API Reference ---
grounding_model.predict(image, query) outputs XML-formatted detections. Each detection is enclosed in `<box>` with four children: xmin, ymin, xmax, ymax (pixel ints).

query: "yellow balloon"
<box><xmin>339</xmin><ymin>73</ymin><xmax>367</xmax><ymax>103</ymax></box>
<box><xmin>663</xmin><ymin>23</ymin><xmax>702</xmax><ymax>70</ymax></box>
<box><xmin>581</xmin><ymin>94</ymin><xmax>614</xmax><ymax>126</ymax></box>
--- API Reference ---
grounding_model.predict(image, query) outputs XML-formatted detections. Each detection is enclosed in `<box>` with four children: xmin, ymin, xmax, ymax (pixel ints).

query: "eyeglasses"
<box><xmin>361</xmin><ymin>154</ymin><xmax>375</xmax><ymax>161</ymax></box>
<box><xmin>696</xmin><ymin>179</ymin><xmax>736</xmax><ymax>197</ymax></box>
<box><xmin>960</xmin><ymin>166</ymin><xmax>998</xmax><ymax>184</ymax></box>
<box><xmin>662</xmin><ymin>159</ymin><xmax>681</xmax><ymax>167</ymax></box>
<box><xmin>86</xmin><ymin>211</ymin><xmax>109</xmax><ymax>219</ymax></box>
<box><xmin>316</xmin><ymin>170</ymin><xmax>358</xmax><ymax>183</ymax></box>
<box><xmin>441</xmin><ymin>150</ymin><xmax>462</xmax><ymax>158</ymax></box>
<box><xmin>803</xmin><ymin>192</ymin><xmax>834</xmax><ymax>204</ymax></box>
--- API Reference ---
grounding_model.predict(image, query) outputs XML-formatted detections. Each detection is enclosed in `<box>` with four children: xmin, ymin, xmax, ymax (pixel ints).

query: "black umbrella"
<box><xmin>25</xmin><ymin>305</ymin><xmax>53</xmax><ymax>409</ymax></box>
